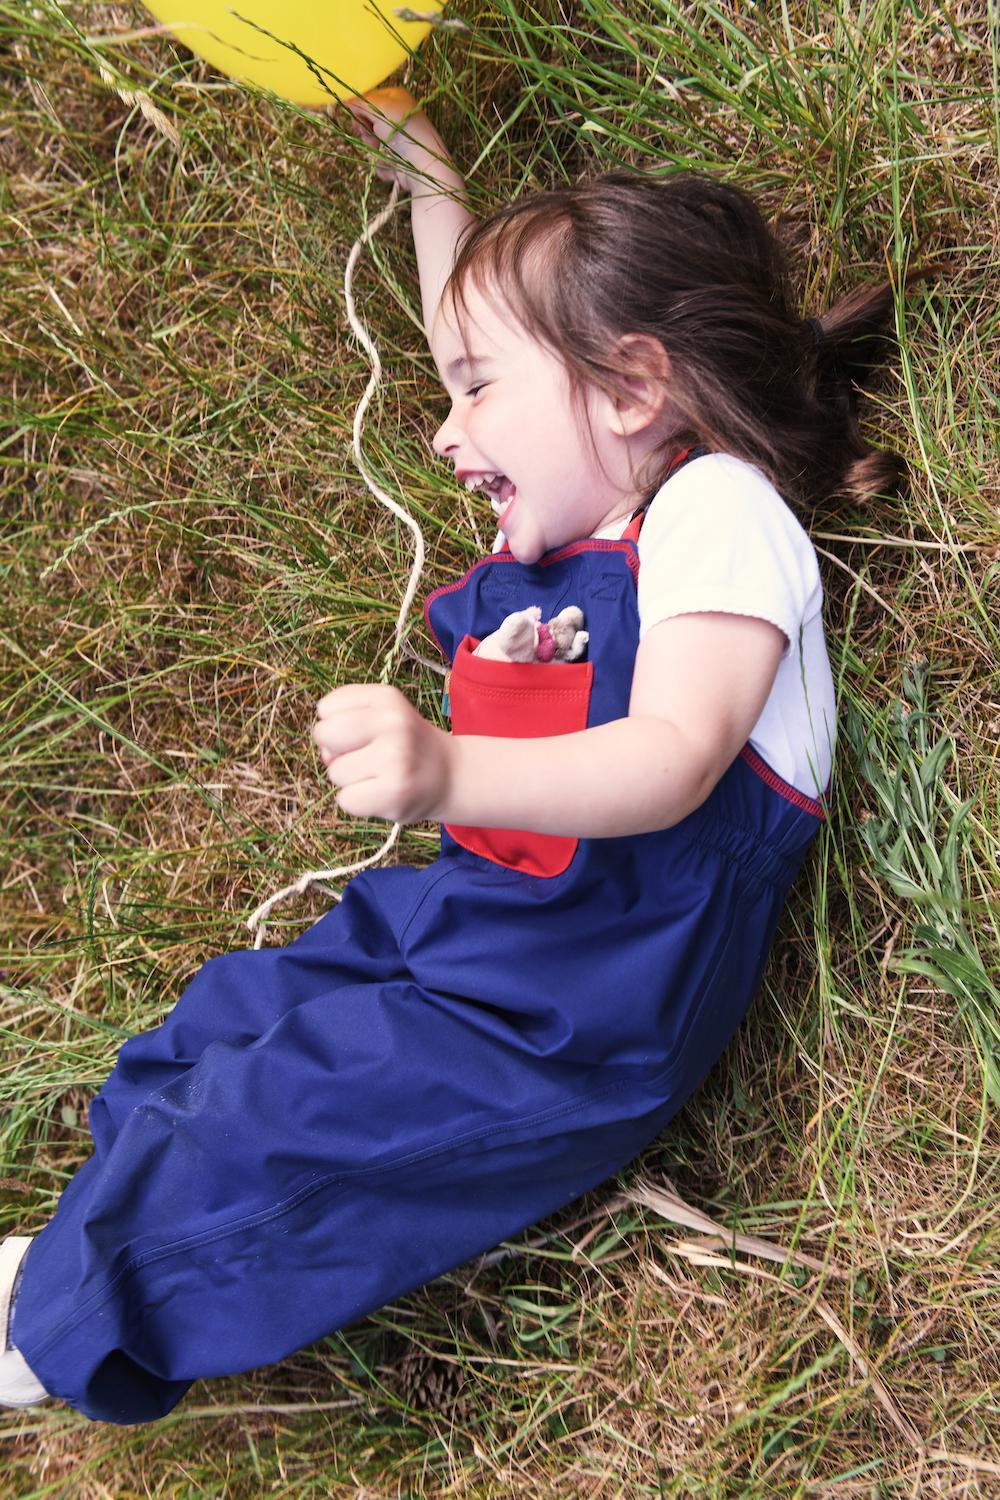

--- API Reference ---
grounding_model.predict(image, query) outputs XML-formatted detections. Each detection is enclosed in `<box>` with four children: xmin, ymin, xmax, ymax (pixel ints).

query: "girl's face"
<box><xmin>431</xmin><ymin>280</ymin><xmax>652</xmax><ymax>565</ymax></box>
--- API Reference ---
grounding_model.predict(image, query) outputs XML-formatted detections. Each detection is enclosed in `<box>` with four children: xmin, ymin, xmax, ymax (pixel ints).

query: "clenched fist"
<box><xmin>313</xmin><ymin>684</ymin><xmax>453</xmax><ymax>824</ymax></box>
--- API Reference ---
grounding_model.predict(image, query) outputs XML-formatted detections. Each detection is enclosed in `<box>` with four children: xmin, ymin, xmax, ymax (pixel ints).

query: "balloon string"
<box><xmin>247</xmin><ymin>177</ymin><xmax>440</xmax><ymax>949</ymax></box>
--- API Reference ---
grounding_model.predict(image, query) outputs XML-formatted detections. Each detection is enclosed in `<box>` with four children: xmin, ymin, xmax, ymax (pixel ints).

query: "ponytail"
<box><xmin>444</xmin><ymin>172</ymin><xmax>936</xmax><ymax>512</ymax></box>
<box><xmin>806</xmin><ymin>268</ymin><xmax>936</xmax><ymax>501</ymax></box>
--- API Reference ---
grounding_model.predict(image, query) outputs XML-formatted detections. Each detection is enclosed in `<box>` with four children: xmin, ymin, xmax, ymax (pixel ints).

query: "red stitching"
<box><xmin>424</xmin><ymin>444</ymin><xmax>698</xmax><ymax>646</ymax></box>
<box><xmin>423</xmin><ymin>512</ymin><xmax>830</xmax><ymax>828</ymax></box>
<box><xmin>423</xmin><ymin>539</ymin><xmax>638</xmax><ymax>653</ymax></box>
<box><xmin>739</xmin><ymin>745</ymin><xmax>827</xmax><ymax>820</ymax></box>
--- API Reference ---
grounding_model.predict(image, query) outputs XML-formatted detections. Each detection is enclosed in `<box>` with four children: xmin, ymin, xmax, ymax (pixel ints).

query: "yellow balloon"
<box><xmin>142</xmin><ymin>0</ymin><xmax>441</xmax><ymax>104</ymax></box>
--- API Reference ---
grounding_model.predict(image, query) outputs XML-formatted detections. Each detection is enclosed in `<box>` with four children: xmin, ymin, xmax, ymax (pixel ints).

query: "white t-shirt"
<box><xmin>494</xmin><ymin>452</ymin><xmax>836</xmax><ymax>798</ymax></box>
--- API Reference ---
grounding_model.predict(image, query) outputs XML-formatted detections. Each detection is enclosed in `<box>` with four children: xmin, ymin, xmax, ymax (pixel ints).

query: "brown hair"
<box><xmin>442</xmin><ymin>171</ymin><xmax>919</xmax><ymax>510</ymax></box>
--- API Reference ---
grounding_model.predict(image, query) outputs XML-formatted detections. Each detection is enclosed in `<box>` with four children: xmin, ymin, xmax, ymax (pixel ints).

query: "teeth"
<box><xmin>463</xmin><ymin>472</ymin><xmax>499</xmax><ymax>491</ymax></box>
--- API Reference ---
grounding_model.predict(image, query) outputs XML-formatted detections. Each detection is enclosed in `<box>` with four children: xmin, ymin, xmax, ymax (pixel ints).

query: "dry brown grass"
<box><xmin>1</xmin><ymin>0</ymin><xmax>998</xmax><ymax>1494</ymax></box>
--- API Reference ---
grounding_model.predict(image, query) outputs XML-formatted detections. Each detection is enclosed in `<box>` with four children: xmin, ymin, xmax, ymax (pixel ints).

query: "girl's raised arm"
<box><xmin>344</xmin><ymin>88</ymin><xmax>476</xmax><ymax>353</ymax></box>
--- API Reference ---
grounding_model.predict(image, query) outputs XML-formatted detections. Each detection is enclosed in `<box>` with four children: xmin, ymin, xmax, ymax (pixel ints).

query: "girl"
<box><xmin>2</xmin><ymin>90</ymin><xmax>905</xmax><ymax>1424</ymax></box>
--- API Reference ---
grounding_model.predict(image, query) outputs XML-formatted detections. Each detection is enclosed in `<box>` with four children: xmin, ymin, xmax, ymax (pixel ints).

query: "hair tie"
<box><xmin>804</xmin><ymin>315</ymin><xmax>825</xmax><ymax>350</ymax></box>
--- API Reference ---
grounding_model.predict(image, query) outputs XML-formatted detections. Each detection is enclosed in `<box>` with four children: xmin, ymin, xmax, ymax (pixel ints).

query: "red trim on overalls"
<box><xmin>739</xmin><ymin>745</ymin><xmax>827</xmax><ymax>820</ymax></box>
<box><xmin>425</xmin><ymin>443</ymin><xmax>827</xmax><ymax>835</ymax></box>
<box><xmin>625</xmin><ymin>451</ymin><xmax>829</xmax><ymax>822</ymax></box>
<box><xmin>423</xmin><ymin>446</ymin><xmax>699</xmax><ymax>652</ymax></box>
<box><xmin>423</xmin><ymin>538</ymin><xmax>639</xmax><ymax>656</ymax></box>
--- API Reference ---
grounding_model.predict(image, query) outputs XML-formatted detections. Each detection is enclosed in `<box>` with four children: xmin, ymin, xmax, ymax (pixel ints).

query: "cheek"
<box><xmin>468</xmin><ymin>403</ymin><xmax>496</xmax><ymax>443</ymax></box>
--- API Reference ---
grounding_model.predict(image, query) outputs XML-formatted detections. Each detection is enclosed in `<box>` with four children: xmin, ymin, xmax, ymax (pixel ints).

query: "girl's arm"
<box><xmin>344</xmin><ymin>89</ymin><xmax>476</xmax><ymax>344</ymax></box>
<box><xmin>329</xmin><ymin>103</ymin><xmax>788</xmax><ymax>834</ymax></box>
<box><xmin>440</xmin><ymin>614</ymin><xmax>785</xmax><ymax>835</ymax></box>
<box><xmin>313</xmin><ymin>612</ymin><xmax>787</xmax><ymax>836</ymax></box>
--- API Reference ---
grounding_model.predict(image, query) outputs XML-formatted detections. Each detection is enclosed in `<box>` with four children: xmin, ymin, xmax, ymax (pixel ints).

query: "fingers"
<box><xmin>312</xmin><ymin>687</ymin><xmax>426</xmax><ymax>823</ymax></box>
<box><xmin>343</xmin><ymin>98</ymin><xmax>378</xmax><ymax>135</ymax></box>
<box><xmin>341</xmin><ymin>104</ymin><xmax>387</xmax><ymax>169</ymax></box>
<box><xmin>313</xmin><ymin>685</ymin><xmax>408</xmax><ymax>757</ymax></box>
<box><xmin>343</xmin><ymin>87</ymin><xmax>417</xmax><ymax>138</ymax></box>
<box><xmin>343</xmin><ymin>104</ymin><xmax>383</xmax><ymax>156</ymax></box>
<box><xmin>341</xmin><ymin>109</ymin><xmax>404</xmax><ymax>184</ymax></box>
<box><xmin>320</xmin><ymin>744</ymin><xmax>376</xmax><ymax>791</ymax></box>
<box><xmin>312</xmin><ymin>703</ymin><xmax>375</xmax><ymax>760</ymax></box>
<box><xmin>334</xmin><ymin>778</ymin><xmax>390</xmax><ymax>821</ymax></box>
<box><xmin>315</xmin><ymin>683</ymin><xmax>390</xmax><ymax>718</ymax></box>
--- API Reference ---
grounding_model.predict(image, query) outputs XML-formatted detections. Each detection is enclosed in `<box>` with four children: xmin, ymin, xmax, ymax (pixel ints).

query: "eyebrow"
<box><xmin>445</xmin><ymin>355</ymin><xmax>491</xmax><ymax>379</ymax></box>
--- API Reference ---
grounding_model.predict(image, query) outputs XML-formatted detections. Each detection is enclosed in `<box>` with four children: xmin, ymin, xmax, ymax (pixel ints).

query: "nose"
<box><xmin>432</xmin><ymin>403</ymin><xmax>461</xmax><ymax>458</ymax></box>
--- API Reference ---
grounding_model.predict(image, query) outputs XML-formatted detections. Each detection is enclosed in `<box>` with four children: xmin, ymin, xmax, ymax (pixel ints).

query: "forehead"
<box><xmin>434</xmin><ymin>277</ymin><xmax>534</xmax><ymax>377</ymax></box>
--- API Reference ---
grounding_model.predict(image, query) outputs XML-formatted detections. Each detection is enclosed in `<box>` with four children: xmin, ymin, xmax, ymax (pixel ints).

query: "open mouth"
<box><xmin>464</xmin><ymin>472</ymin><xmax>516</xmax><ymax>521</ymax></box>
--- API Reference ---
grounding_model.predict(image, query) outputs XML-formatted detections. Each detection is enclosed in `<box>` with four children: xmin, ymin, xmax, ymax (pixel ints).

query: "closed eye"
<box><xmin>466</xmin><ymin>384</ymin><xmax>487</xmax><ymax>398</ymax></box>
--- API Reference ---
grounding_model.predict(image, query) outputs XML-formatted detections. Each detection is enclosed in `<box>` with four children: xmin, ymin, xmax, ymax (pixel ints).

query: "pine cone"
<box><xmin>390</xmin><ymin>1345</ymin><xmax>469</xmax><ymax>1413</ymax></box>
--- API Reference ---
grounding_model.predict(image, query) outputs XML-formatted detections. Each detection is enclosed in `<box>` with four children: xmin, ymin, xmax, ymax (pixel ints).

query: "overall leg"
<box><xmin>7</xmin><ymin>868</ymin><xmax>425</xmax><ymax>1418</ymax></box>
<box><xmin>9</xmin><ymin>851</ymin><xmax>765</xmax><ymax>1425</ymax></box>
<box><xmin>7</xmin><ymin>868</ymin><xmax>417</xmax><ymax>1292</ymax></box>
<box><xmin>10</xmin><ymin>951</ymin><xmax>675</xmax><ymax>1424</ymax></box>
<box><xmin>88</xmin><ymin>867</ymin><xmax>421</xmax><ymax>1155</ymax></box>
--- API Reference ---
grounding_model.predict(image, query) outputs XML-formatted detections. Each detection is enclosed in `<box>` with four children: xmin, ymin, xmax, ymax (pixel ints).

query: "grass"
<box><xmin>1</xmin><ymin>0</ymin><xmax>998</xmax><ymax>1493</ymax></box>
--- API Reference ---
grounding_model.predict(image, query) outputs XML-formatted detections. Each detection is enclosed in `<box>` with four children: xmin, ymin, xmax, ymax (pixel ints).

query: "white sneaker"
<box><xmin>0</xmin><ymin>1237</ymin><xmax>49</xmax><ymax>1408</ymax></box>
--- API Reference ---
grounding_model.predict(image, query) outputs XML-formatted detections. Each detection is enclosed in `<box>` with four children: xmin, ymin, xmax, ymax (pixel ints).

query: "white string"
<box><xmin>247</xmin><ymin>178</ymin><xmax>438</xmax><ymax>949</ymax></box>
<box><xmin>245</xmin><ymin>821</ymin><xmax>403</xmax><ymax>950</ymax></box>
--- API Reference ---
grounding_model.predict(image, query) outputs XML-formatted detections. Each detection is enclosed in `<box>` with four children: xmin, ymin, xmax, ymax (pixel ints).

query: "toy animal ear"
<box><xmin>476</xmin><ymin>605</ymin><xmax>542</xmax><ymax>662</ymax></box>
<box><xmin>607</xmin><ymin>334</ymin><xmax>672</xmax><ymax>437</ymax></box>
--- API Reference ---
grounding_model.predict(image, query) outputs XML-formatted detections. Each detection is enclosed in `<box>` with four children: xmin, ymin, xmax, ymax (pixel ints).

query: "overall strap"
<box><xmin>621</xmin><ymin>444</ymin><xmax>708</xmax><ymax>544</ymax></box>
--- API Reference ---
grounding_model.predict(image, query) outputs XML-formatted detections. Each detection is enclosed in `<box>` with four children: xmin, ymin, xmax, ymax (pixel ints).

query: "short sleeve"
<box><xmin>636</xmin><ymin>453</ymin><xmax>823</xmax><ymax>656</ymax></box>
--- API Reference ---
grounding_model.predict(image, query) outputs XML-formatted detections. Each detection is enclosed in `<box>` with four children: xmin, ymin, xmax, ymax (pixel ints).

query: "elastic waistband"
<box><xmin>685</xmin><ymin>816</ymin><xmax>810</xmax><ymax>893</ymax></box>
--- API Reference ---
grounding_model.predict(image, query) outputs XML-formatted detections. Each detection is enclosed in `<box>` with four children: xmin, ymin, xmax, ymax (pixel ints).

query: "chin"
<box><xmin>506</xmin><ymin>519</ymin><xmax>551</xmax><ymax>566</ymax></box>
<box><xmin>510</xmin><ymin>538</ymin><xmax>546</xmax><ymax>566</ymax></box>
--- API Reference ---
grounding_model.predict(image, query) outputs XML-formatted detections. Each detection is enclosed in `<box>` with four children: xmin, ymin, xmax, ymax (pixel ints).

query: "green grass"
<box><xmin>2</xmin><ymin>0</ymin><xmax>998</xmax><ymax>1494</ymax></box>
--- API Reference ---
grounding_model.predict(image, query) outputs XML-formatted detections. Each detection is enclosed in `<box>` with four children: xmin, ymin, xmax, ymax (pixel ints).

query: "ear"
<box><xmin>605</xmin><ymin>334</ymin><xmax>672</xmax><ymax>437</ymax></box>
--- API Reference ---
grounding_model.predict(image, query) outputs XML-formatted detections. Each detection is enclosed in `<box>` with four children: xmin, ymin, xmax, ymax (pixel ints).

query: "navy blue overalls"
<box><xmin>11</xmin><ymin>462</ymin><xmax>826</xmax><ymax>1423</ymax></box>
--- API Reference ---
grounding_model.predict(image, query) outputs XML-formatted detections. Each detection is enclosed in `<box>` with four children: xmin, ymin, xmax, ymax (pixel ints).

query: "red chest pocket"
<box><xmin>444</xmin><ymin>634</ymin><xmax>594</xmax><ymax>878</ymax></box>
